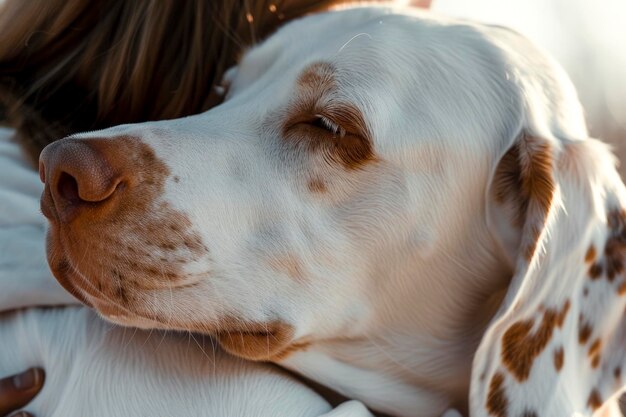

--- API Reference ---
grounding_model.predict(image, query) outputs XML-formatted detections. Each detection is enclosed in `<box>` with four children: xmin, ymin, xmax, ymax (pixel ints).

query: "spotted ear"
<box><xmin>472</xmin><ymin>132</ymin><xmax>564</xmax><ymax>415</ymax></box>
<box><xmin>474</xmin><ymin>130</ymin><xmax>626</xmax><ymax>416</ymax></box>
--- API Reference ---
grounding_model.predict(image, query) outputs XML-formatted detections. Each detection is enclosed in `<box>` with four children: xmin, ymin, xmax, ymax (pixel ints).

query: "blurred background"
<box><xmin>431</xmin><ymin>0</ymin><xmax>626</xmax><ymax>177</ymax></box>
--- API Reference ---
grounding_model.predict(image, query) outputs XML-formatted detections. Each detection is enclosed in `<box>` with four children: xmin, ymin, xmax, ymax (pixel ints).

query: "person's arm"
<box><xmin>0</xmin><ymin>128</ymin><xmax>79</xmax><ymax>311</ymax></box>
<box><xmin>0</xmin><ymin>368</ymin><xmax>43</xmax><ymax>417</ymax></box>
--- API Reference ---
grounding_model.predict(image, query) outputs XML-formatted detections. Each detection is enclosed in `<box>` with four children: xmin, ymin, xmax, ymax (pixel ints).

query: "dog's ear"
<box><xmin>474</xmin><ymin>126</ymin><xmax>626</xmax><ymax>415</ymax></box>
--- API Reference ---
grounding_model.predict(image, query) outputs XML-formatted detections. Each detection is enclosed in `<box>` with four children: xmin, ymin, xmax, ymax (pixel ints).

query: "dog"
<box><xmin>32</xmin><ymin>5</ymin><xmax>626</xmax><ymax>417</ymax></box>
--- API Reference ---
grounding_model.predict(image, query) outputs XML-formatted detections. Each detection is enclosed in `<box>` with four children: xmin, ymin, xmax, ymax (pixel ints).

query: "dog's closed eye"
<box><xmin>283</xmin><ymin>106</ymin><xmax>375</xmax><ymax>170</ymax></box>
<box><xmin>308</xmin><ymin>115</ymin><xmax>346</xmax><ymax>138</ymax></box>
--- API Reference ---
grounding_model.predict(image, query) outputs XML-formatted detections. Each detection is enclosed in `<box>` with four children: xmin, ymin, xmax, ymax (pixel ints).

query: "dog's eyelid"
<box><xmin>311</xmin><ymin>114</ymin><xmax>346</xmax><ymax>138</ymax></box>
<box><xmin>286</xmin><ymin>103</ymin><xmax>369</xmax><ymax>140</ymax></box>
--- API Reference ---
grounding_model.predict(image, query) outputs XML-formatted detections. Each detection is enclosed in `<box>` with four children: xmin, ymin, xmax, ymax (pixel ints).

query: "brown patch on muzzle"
<box><xmin>42</xmin><ymin>135</ymin><xmax>210</xmax><ymax>308</ymax></box>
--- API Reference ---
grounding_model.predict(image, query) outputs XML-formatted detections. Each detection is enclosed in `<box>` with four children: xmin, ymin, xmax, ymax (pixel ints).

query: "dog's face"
<box><xmin>40</xmin><ymin>7</ymin><xmax>522</xmax><ymax>360</ymax></box>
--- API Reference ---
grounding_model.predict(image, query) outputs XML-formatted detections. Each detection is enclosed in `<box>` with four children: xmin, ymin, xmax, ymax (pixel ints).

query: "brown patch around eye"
<box><xmin>283</xmin><ymin>61</ymin><xmax>376</xmax><ymax>170</ymax></box>
<box><xmin>297</xmin><ymin>62</ymin><xmax>336</xmax><ymax>92</ymax></box>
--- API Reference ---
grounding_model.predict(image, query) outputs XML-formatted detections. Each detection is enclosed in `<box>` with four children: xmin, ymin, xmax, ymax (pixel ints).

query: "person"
<box><xmin>0</xmin><ymin>0</ymin><xmax>431</xmax><ymax>415</ymax></box>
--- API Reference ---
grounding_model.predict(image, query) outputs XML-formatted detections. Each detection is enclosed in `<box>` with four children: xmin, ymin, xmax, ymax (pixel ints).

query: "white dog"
<box><xmin>7</xmin><ymin>4</ymin><xmax>626</xmax><ymax>417</ymax></box>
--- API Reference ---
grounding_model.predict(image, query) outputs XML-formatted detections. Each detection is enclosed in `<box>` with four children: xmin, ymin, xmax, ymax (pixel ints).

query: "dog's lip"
<box><xmin>92</xmin><ymin>301</ymin><xmax>167</xmax><ymax>328</ymax></box>
<box><xmin>46</xmin><ymin>247</ymin><xmax>94</xmax><ymax>307</ymax></box>
<box><xmin>214</xmin><ymin>321</ymin><xmax>296</xmax><ymax>361</ymax></box>
<box><xmin>40</xmin><ymin>186</ymin><xmax>59</xmax><ymax>221</ymax></box>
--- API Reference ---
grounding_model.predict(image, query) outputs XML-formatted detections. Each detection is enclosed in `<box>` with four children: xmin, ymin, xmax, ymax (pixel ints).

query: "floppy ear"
<box><xmin>471</xmin><ymin>129</ymin><xmax>626</xmax><ymax>416</ymax></box>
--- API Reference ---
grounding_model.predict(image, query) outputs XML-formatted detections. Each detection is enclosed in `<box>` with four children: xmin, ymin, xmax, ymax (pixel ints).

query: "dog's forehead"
<box><xmin>228</xmin><ymin>6</ymin><xmax>523</xmax><ymax>157</ymax></box>
<box><xmin>232</xmin><ymin>7</ymin><xmax>428</xmax><ymax>96</ymax></box>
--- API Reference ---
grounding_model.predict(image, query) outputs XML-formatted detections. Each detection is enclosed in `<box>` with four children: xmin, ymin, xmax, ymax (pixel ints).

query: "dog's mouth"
<box><xmin>47</xmin><ymin>227</ymin><xmax>302</xmax><ymax>361</ymax></box>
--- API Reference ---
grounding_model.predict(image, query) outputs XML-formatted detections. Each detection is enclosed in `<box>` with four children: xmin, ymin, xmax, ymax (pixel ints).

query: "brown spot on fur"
<box><xmin>519</xmin><ymin>138</ymin><xmax>554</xmax><ymax>221</ymax></box>
<box><xmin>589</xmin><ymin>338</ymin><xmax>602</xmax><ymax>368</ymax></box>
<box><xmin>553</xmin><ymin>347</ymin><xmax>564</xmax><ymax>371</ymax></box>
<box><xmin>583</xmin><ymin>287</ymin><xmax>589</xmax><ymax>297</ymax></box>
<box><xmin>591</xmin><ymin>354</ymin><xmax>601</xmax><ymax>369</ymax></box>
<box><xmin>619</xmin><ymin>281</ymin><xmax>626</xmax><ymax>296</ymax></box>
<box><xmin>492</xmin><ymin>135</ymin><xmax>555</xmax><ymax>262</ymax></box>
<box><xmin>297</xmin><ymin>62</ymin><xmax>335</xmax><ymax>90</ymax></box>
<box><xmin>492</xmin><ymin>144</ymin><xmax>524</xmax><ymax>223</ymax></box>
<box><xmin>308</xmin><ymin>177</ymin><xmax>327</xmax><ymax>193</ymax></box>
<box><xmin>615</xmin><ymin>367</ymin><xmax>622</xmax><ymax>379</ymax></box>
<box><xmin>588</xmin><ymin>389</ymin><xmax>603</xmax><ymax>411</ymax></box>
<box><xmin>579</xmin><ymin>316</ymin><xmax>593</xmax><ymax>345</ymax></box>
<box><xmin>486</xmin><ymin>372</ymin><xmax>508</xmax><ymax>417</ymax></box>
<box><xmin>589</xmin><ymin>263</ymin><xmax>603</xmax><ymax>280</ymax></box>
<box><xmin>604</xmin><ymin>210</ymin><xmax>626</xmax><ymax>282</ymax></box>
<box><xmin>501</xmin><ymin>302</ymin><xmax>569</xmax><ymax>381</ymax></box>
<box><xmin>589</xmin><ymin>338</ymin><xmax>602</xmax><ymax>356</ymax></box>
<box><xmin>585</xmin><ymin>245</ymin><xmax>596</xmax><ymax>263</ymax></box>
<box><xmin>521</xmin><ymin>411</ymin><xmax>538</xmax><ymax>417</ymax></box>
<box><xmin>606</xmin><ymin>257</ymin><xmax>623</xmax><ymax>282</ymax></box>
<box><xmin>283</xmin><ymin>61</ymin><xmax>376</xmax><ymax>170</ymax></box>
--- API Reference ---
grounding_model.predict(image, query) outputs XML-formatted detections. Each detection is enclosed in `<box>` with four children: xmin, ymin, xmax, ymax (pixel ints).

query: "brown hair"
<box><xmin>0</xmin><ymin>0</ymin><xmax>361</xmax><ymax>161</ymax></box>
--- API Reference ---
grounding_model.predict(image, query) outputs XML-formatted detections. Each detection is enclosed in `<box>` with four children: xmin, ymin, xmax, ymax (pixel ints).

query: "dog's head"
<box><xmin>39</xmin><ymin>6</ymin><xmax>598</xmax><ymax>366</ymax></box>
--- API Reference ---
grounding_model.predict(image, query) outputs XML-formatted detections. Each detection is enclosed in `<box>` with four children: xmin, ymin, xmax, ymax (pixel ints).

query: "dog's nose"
<box><xmin>39</xmin><ymin>138</ymin><xmax>128</xmax><ymax>223</ymax></box>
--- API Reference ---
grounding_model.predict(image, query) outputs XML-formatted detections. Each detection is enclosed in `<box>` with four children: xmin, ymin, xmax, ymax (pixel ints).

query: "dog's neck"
<box><xmin>282</xmin><ymin>186</ymin><xmax>515</xmax><ymax>416</ymax></box>
<box><xmin>283</xmin><ymin>140</ymin><xmax>626</xmax><ymax>417</ymax></box>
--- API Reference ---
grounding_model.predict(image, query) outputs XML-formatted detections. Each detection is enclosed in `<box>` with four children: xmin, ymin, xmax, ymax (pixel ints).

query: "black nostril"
<box><xmin>57</xmin><ymin>172</ymin><xmax>81</xmax><ymax>204</ymax></box>
<box><xmin>39</xmin><ymin>159</ymin><xmax>46</xmax><ymax>183</ymax></box>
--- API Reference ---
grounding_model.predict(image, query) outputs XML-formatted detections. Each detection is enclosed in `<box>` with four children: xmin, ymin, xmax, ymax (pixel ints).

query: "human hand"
<box><xmin>0</xmin><ymin>368</ymin><xmax>44</xmax><ymax>417</ymax></box>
